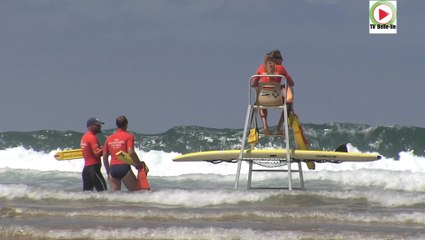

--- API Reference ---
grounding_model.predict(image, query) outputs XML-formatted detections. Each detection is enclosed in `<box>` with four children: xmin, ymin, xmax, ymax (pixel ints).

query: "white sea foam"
<box><xmin>0</xmin><ymin>147</ymin><xmax>240</xmax><ymax>176</ymax></box>
<box><xmin>1</xmin><ymin>146</ymin><xmax>424</xmax><ymax>239</ymax></box>
<box><xmin>1</xmin><ymin>147</ymin><xmax>425</xmax><ymax>193</ymax></box>
<box><xmin>1</xmin><ymin>179</ymin><xmax>423</xmax><ymax>208</ymax></box>
<box><xmin>12</xmin><ymin>206</ymin><xmax>425</xmax><ymax>225</ymax></box>
<box><xmin>1</xmin><ymin>146</ymin><xmax>425</xmax><ymax>174</ymax></box>
<box><xmin>0</xmin><ymin>183</ymin><xmax>280</xmax><ymax>208</ymax></box>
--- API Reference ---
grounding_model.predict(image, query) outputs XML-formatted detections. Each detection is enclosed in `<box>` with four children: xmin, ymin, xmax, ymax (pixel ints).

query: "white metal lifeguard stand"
<box><xmin>234</xmin><ymin>75</ymin><xmax>304</xmax><ymax>190</ymax></box>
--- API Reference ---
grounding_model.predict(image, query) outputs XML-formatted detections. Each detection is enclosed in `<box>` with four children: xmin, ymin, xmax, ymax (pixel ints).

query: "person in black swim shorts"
<box><xmin>80</xmin><ymin>117</ymin><xmax>107</xmax><ymax>191</ymax></box>
<box><xmin>103</xmin><ymin>115</ymin><xmax>143</xmax><ymax>191</ymax></box>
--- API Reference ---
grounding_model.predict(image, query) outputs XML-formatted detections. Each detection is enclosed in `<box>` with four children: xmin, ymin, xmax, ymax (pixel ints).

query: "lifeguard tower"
<box><xmin>234</xmin><ymin>74</ymin><xmax>307</xmax><ymax>190</ymax></box>
<box><xmin>171</xmin><ymin>74</ymin><xmax>381</xmax><ymax>185</ymax></box>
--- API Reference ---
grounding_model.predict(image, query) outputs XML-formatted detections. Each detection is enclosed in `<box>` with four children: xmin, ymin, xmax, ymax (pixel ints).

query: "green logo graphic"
<box><xmin>369</xmin><ymin>1</ymin><xmax>397</xmax><ymax>25</ymax></box>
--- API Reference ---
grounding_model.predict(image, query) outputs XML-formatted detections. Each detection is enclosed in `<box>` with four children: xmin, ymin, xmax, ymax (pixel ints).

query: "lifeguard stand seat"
<box><xmin>256</xmin><ymin>82</ymin><xmax>283</xmax><ymax>107</ymax></box>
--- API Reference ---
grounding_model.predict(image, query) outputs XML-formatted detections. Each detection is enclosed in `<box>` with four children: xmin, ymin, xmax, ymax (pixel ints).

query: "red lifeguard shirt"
<box><xmin>80</xmin><ymin>131</ymin><xmax>103</xmax><ymax>167</ymax></box>
<box><xmin>104</xmin><ymin>128</ymin><xmax>135</xmax><ymax>165</ymax></box>
<box><xmin>252</xmin><ymin>64</ymin><xmax>294</xmax><ymax>87</ymax></box>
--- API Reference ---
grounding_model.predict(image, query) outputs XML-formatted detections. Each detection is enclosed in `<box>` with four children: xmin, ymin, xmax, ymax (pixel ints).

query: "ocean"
<box><xmin>1</xmin><ymin>124</ymin><xmax>425</xmax><ymax>240</ymax></box>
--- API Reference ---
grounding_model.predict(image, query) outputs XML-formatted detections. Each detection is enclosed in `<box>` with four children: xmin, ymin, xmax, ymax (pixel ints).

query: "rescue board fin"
<box><xmin>335</xmin><ymin>144</ymin><xmax>348</xmax><ymax>152</ymax></box>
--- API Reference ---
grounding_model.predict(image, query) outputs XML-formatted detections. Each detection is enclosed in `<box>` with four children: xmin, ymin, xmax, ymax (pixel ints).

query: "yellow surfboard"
<box><xmin>289</xmin><ymin>112</ymin><xmax>316</xmax><ymax>170</ymax></box>
<box><xmin>54</xmin><ymin>149</ymin><xmax>148</xmax><ymax>169</ymax></box>
<box><xmin>54</xmin><ymin>149</ymin><xmax>83</xmax><ymax>160</ymax></box>
<box><xmin>173</xmin><ymin>148</ymin><xmax>381</xmax><ymax>163</ymax></box>
<box><xmin>53</xmin><ymin>149</ymin><xmax>136</xmax><ymax>163</ymax></box>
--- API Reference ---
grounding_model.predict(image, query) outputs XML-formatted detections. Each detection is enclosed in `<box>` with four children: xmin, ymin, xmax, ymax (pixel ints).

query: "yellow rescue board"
<box><xmin>289</xmin><ymin>112</ymin><xmax>315</xmax><ymax>169</ymax></box>
<box><xmin>54</xmin><ymin>149</ymin><xmax>147</xmax><ymax>169</ymax></box>
<box><xmin>54</xmin><ymin>149</ymin><xmax>83</xmax><ymax>160</ymax></box>
<box><xmin>54</xmin><ymin>149</ymin><xmax>138</xmax><ymax>165</ymax></box>
<box><xmin>115</xmin><ymin>151</ymin><xmax>135</xmax><ymax>165</ymax></box>
<box><xmin>54</xmin><ymin>149</ymin><xmax>149</xmax><ymax>172</ymax></box>
<box><xmin>116</xmin><ymin>151</ymin><xmax>150</xmax><ymax>174</ymax></box>
<box><xmin>173</xmin><ymin>149</ymin><xmax>381</xmax><ymax>163</ymax></box>
<box><xmin>54</xmin><ymin>149</ymin><xmax>138</xmax><ymax>164</ymax></box>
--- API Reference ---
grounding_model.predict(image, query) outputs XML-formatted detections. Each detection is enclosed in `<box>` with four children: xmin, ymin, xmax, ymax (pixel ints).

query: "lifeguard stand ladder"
<box><xmin>234</xmin><ymin>75</ymin><xmax>304</xmax><ymax>191</ymax></box>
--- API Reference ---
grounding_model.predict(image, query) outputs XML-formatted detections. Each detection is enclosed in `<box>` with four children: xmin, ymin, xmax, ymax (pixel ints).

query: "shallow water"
<box><xmin>1</xmin><ymin>147</ymin><xmax>425</xmax><ymax>239</ymax></box>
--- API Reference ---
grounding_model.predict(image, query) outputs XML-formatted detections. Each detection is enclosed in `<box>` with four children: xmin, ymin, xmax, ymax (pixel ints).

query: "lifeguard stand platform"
<box><xmin>234</xmin><ymin>75</ymin><xmax>305</xmax><ymax>190</ymax></box>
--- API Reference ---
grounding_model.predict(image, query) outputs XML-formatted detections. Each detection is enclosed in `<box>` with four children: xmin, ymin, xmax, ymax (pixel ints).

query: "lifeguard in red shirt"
<box><xmin>80</xmin><ymin>117</ymin><xmax>107</xmax><ymax>191</ymax></box>
<box><xmin>103</xmin><ymin>115</ymin><xmax>143</xmax><ymax>191</ymax></box>
<box><xmin>251</xmin><ymin>52</ymin><xmax>295</xmax><ymax>136</ymax></box>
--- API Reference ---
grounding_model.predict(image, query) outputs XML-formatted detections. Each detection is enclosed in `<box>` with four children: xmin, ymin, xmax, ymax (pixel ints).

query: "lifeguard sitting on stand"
<box><xmin>251</xmin><ymin>52</ymin><xmax>294</xmax><ymax>136</ymax></box>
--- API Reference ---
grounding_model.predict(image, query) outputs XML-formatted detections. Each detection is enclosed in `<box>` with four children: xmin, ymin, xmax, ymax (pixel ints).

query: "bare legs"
<box><xmin>260</xmin><ymin>109</ymin><xmax>271</xmax><ymax>135</ymax></box>
<box><xmin>108</xmin><ymin>170</ymin><xmax>139</xmax><ymax>191</ymax></box>
<box><xmin>275</xmin><ymin>112</ymin><xmax>285</xmax><ymax>135</ymax></box>
<box><xmin>260</xmin><ymin>109</ymin><xmax>286</xmax><ymax>136</ymax></box>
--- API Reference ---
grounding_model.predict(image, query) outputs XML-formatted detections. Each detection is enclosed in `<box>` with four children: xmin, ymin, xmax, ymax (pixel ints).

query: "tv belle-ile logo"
<box><xmin>369</xmin><ymin>0</ymin><xmax>397</xmax><ymax>34</ymax></box>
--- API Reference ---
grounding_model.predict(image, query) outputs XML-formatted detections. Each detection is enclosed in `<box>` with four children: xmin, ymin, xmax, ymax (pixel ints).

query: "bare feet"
<box><xmin>264</xmin><ymin>129</ymin><xmax>271</xmax><ymax>136</ymax></box>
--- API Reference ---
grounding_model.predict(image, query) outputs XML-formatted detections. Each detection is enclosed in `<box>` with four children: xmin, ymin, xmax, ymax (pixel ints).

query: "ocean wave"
<box><xmin>6</xmin><ymin>206</ymin><xmax>425</xmax><ymax>226</ymax></box>
<box><xmin>1</xmin><ymin>124</ymin><xmax>425</xmax><ymax>159</ymax></box>
<box><xmin>2</xmin><ymin>124</ymin><xmax>425</xmax><ymax>240</ymax></box>
<box><xmin>1</xmin><ymin>178</ymin><xmax>425</xmax><ymax>208</ymax></box>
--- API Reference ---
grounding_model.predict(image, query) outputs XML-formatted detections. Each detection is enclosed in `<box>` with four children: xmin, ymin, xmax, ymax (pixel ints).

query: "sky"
<box><xmin>1</xmin><ymin>0</ymin><xmax>424</xmax><ymax>133</ymax></box>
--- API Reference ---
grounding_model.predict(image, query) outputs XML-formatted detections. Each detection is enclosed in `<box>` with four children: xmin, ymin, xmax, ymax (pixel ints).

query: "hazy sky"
<box><xmin>1</xmin><ymin>0</ymin><xmax>424</xmax><ymax>133</ymax></box>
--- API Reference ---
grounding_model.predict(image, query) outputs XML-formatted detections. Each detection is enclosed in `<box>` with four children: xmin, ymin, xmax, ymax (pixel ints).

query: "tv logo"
<box><xmin>369</xmin><ymin>1</ymin><xmax>397</xmax><ymax>34</ymax></box>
